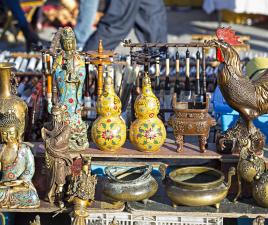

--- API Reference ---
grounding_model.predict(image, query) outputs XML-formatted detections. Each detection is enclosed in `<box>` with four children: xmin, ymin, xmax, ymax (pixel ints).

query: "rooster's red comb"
<box><xmin>216</xmin><ymin>27</ymin><xmax>241</xmax><ymax>46</ymax></box>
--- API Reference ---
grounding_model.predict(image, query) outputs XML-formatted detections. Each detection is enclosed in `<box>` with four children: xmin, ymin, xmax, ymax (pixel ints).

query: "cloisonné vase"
<box><xmin>91</xmin><ymin>76</ymin><xmax>126</xmax><ymax>151</ymax></box>
<box><xmin>129</xmin><ymin>73</ymin><xmax>166</xmax><ymax>152</ymax></box>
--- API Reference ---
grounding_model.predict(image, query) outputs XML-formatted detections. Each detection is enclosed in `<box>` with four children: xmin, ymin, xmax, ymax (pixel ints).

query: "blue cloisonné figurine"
<box><xmin>50</xmin><ymin>27</ymin><xmax>89</xmax><ymax>151</ymax></box>
<box><xmin>0</xmin><ymin>110</ymin><xmax>40</xmax><ymax>208</ymax></box>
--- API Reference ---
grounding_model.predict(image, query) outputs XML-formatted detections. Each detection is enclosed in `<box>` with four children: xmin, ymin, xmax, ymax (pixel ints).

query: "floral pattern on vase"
<box><xmin>91</xmin><ymin>76</ymin><xmax>126</xmax><ymax>151</ymax></box>
<box><xmin>130</xmin><ymin>73</ymin><xmax>166</xmax><ymax>152</ymax></box>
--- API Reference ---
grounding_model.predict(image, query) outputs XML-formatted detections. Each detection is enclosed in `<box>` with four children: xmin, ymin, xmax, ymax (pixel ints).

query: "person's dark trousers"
<box><xmin>83</xmin><ymin>0</ymin><xmax>168</xmax><ymax>50</ymax></box>
<box><xmin>3</xmin><ymin>0</ymin><xmax>28</xmax><ymax>29</ymax></box>
<box><xmin>2</xmin><ymin>0</ymin><xmax>40</xmax><ymax>51</ymax></box>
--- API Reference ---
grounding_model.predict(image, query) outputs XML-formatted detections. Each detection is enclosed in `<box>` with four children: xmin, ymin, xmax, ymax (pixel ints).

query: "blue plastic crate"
<box><xmin>213</xmin><ymin>86</ymin><xmax>268</xmax><ymax>143</ymax></box>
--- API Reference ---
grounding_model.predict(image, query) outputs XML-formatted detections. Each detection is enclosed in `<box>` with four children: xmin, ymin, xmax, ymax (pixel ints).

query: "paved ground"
<box><xmin>1</xmin><ymin>7</ymin><xmax>268</xmax><ymax>55</ymax></box>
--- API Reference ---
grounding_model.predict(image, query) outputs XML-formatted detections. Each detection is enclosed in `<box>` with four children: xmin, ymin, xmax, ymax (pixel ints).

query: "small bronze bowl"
<box><xmin>160</xmin><ymin>166</ymin><xmax>235</xmax><ymax>209</ymax></box>
<box><xmin>103</xmin><ymin>165</ymin><xmax>158</xmax><ymax>204</ymax></box>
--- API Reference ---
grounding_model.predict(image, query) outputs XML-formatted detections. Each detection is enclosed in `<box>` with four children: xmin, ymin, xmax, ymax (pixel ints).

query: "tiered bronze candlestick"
<box><xmin>87</xmin><ymin>40</ymin><xmax>114</xmax><ymax>96</ymax></box>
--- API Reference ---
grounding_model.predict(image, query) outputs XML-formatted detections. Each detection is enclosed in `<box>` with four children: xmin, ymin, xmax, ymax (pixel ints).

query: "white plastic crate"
<box><xmin>86</xmin><ymin>212</ymin><xmax>223</xmax><ymax>225</ymax></box>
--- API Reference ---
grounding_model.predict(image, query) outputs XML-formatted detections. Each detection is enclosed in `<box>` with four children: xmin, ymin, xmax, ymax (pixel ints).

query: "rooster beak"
<box><xmin>207</xmin><ymin>39</ymin><xmax>221</xmax><ymax>47</ymax></box>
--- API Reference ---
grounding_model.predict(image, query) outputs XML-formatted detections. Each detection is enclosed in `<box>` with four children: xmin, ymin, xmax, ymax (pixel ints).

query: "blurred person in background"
<box><xmin>83</xmin><ymin>0</ymin><xmax>167</xmax><ymax>50</ymax></box>
<box><xmin>2</xmin><ymin>0</ymin><xmax>40</xmax><ymax>51</ymax></box>
<box><xmin>74</xmin><ymin>0</ymin><xmax>100</xmax><ymax>50</ymax></box>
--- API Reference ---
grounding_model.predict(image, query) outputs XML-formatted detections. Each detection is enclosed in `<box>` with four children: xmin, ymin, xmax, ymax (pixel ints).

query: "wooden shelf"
<box><xmin>0</xmin><ymin>200</ymin><xmax>124</xmax><ymax>213</ymax></box>
<box><xmin>0</xmin><ymin>201</ymin><xmax>59</xmax><ymax>213</ymax></box>
<box><xmin>31</xmin><ymin>140</ymin><xmax>221</xmax><ymax>160</ymax></box>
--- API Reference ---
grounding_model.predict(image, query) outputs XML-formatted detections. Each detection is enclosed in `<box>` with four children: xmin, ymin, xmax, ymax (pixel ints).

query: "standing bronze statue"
<box><xmin>41</xmin><ymin>104</ymin><xmax>73</xmax><ymax>208</ymax></box>
<box><xmin>49</xmin><ymin>26</ymin><xmax>89</xmax><ymax>151</ymax></box>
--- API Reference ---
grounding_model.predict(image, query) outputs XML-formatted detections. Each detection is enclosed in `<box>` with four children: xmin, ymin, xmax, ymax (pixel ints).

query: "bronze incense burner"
<box><xmin>160</xmin><ymin>165</ymin><xmax>235</xmax><ymax>209</ymax></box>
<box><xmin>169</xmin><ymin>94</ymin><xmax>216</xmax><ymax>153</ymax></box>
<box><xmin>103</xmin><ymin>165</ymin><xmax>158</xmax><ymax>204</ymax></box>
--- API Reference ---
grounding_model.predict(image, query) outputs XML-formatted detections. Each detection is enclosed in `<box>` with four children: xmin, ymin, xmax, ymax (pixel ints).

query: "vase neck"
<box><xmin>0</xmin><ymin>66</ymin><xmax>12</xmax><ymax>98</ymax></box>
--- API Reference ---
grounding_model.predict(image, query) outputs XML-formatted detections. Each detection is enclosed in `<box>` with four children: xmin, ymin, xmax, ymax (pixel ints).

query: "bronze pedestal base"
<box><xmin>216</xmin><ymin>118</ymin><xmax>265</xmax><ymax>155</ymax></box>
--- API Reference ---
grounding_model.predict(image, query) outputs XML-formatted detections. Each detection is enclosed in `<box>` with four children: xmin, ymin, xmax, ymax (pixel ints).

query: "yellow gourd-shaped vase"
<box><xmin>130</xmin><ymin>73</ymin><xmax>166</xmax><ymax>152</ymax></box>
<box><xmin>91</xmin><ymin>76</ymin><xmax>126</xmax><ymax>152</ymax></box>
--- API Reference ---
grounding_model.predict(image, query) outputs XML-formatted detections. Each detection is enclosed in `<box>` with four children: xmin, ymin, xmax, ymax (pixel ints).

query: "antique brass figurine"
<box><xmin>29</xmin><ymin>215</ymin><xmax>41</xmax><ymax>225</ymax></box>
<box><xmin>209</xmin><ymin>28</ymin><xmax>268</xmax><ymax>154</ymax></box>
<box><xmin>67</xmin><ymin>157</ymin><xmax>97</xmax><ymax>225</ymax></box>
<box><xmin>129</xmin><ymin>73</ymin><xmax>166</xmax><ymax>152</ymax></box>
<box><xmin>103</xmin><ymin>165</ymin><xmax>158</xmax><ymax>204</ymax></box>
<box><xmin>0</xmin><ymin>110</ymin><xmax>40</xmax><ymax>208</ymax></box>
<box><xmin>160</xmin><ymin>165</ymin><xmax>235</xmax><ymax>209</ymax></box>
<box><xmin>169</xmin><ymin>94</ymin><xmax>216</xmax><ymax>153</ymax></box>
<box><xmin>50</xmin><ymin>27</ymin><xmax>89</xmax><ymax>151</ymax></box>
<box><xmin>0</xmin><ymin>62</ymin><xmax>27</xmax><ymax>141</ymax></box>
<box><xmin>91</xmin><ymin>75</ymin><xmax>126</xmax><ymax>152</ymax></box>
<box><xmin>41</xmin><ymin>104</ymin><xmax>73</xmax><ymax>208</ymax></box>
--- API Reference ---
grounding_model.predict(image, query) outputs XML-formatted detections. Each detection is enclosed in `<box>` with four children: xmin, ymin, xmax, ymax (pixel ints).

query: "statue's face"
<box><xmin>62</xmin><ymin>38</ymin><xmax>76</xmax><ymax>51</ymax></box>
<box><xmin>52</xmin><ymin>113</ymin><xmax>63</xmax><ymax>124</ymax></box>
<box><xmin>0</xmin><ymin>126</ymin><xmax>18</xmax><ymax>143</ymax></box>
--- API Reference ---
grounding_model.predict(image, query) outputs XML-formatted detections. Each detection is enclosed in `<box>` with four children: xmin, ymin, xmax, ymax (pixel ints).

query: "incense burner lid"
<box><xmin>96</xmin><ymin>76</ymin><xmax>122</xmax><ymax>117</ymax></box>
<box><xmin>134</xmin><ymin>76</ymin><xmax>160</xmax><ymax>119</ymax></box>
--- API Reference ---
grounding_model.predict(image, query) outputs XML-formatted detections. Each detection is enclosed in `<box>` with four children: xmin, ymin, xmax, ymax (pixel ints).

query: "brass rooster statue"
<box><xmin>209</xmin><ymin>27</ymin><xmax>267</xmax><ymax>154</ymax></box>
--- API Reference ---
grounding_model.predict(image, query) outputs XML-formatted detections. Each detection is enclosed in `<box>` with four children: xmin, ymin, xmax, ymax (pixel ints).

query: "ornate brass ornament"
<box><xmin>169</xmin><ymin>94</ymin><xmax>216</xmax><ymax>153</ymax></box>
<box><xmin>67</xmin><ymin>156</ymin><xmax>97</xmax><ymax>225</ymax></box>
<box><xmin>208</xmin><ymin>28</ymin><xmax>268</xmax><ymax>154</ymax></box>
<box><xmin>234</xmin><ymin>142</ymin><xmax>266</xmax><ymax>202</ymax></box>
<box><xmin>41</xmin><ymin>104</ymin><xmax>73</xmax><ymax>208</ymax></box>
<box><xmin>252</xmin><ymin>172</ymin><xmax>268</xmax><ymax>208</ymax></box>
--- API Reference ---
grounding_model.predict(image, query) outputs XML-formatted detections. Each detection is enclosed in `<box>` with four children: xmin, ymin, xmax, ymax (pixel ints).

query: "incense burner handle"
<box><xmin>226</xmin><ymin>167</ymin><xmax>236</xmax><ymax>189</ymax></box>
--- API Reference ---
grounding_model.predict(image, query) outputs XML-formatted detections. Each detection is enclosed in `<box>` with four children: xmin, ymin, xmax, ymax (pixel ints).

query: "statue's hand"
<box><xmin>41</xmin><ymin>128</ymin><xmax>47</xmax><ymax>140</ymax></box>
<box><xmin>3</xmin><ymin>180</ymin><xmax>24</xmax><ymax>187</ymax></box>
